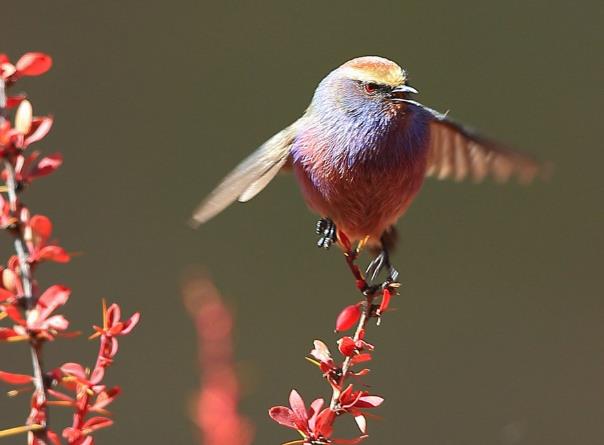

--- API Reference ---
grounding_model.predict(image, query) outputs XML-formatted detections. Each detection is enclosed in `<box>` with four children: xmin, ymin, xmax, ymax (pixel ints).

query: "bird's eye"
<box><xmin>364</xmin><ymin>83</ymin><xmax>379</xmax><ymax>94</ymax></box>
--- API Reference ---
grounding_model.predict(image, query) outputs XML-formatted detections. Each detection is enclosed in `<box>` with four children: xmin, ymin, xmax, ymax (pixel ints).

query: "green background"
<box><xmin>2</xmin><ymin>1</ymin><xmax>603</xmax><ymax>444</ymax></box>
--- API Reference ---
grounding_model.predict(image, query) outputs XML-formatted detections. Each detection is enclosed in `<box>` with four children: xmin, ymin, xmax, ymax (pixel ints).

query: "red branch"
<box><xmin>0</xmin><ymin>52</ymin><xmax>139</xmax><ymax>445</ymax></box>
<box><xmin>269</xmin><ymin>230</ymin><xmax>398</xmax><ymax>445</ymax></box>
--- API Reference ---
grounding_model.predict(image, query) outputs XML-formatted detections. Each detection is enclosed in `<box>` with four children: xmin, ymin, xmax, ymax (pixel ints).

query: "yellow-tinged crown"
<box><xmin>338</xmin><ymin>56</ymin><xmax>407</xmax><ymax>87</ymax></box>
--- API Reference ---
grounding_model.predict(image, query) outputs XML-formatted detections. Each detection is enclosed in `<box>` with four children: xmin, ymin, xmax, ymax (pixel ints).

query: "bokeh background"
<box><xmin>2</xmin><ymin>1</ymin><xmax>603</xmax><ymax>444</ymax></box>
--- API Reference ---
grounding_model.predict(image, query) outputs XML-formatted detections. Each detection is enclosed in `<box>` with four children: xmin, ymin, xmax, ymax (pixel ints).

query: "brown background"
<box><xmin>2</xmin><ymin>1</ymin><xmax>603</xmax><ymax>444</ymax></box>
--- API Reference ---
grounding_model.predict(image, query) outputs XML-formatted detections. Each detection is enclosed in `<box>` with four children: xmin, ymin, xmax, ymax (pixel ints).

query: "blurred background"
<box><xmin>2</xmin><ymin>1</ymin><xmax>603</xmax><ymax>444</ymax></box>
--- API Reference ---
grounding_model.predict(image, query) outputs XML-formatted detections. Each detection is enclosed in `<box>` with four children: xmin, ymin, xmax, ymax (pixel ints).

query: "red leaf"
<box><xmin>62</xmin><ymin>427</ymin><xmax>81</xmax><ymax>442</ymax></box>
<box><xmin>0</xmin><ymin>287</ymin><xmax>14</xmax><ymax>302</ymax></box>
<box><xmin>47</xmin><ymin>430</ymin><xmax>62</xmax><ymax>445</ymax></box>
<box><xmin>308</xmin><ymin>398</ymin><xmax>324</xmax><ymax>420</ymax></box>
<box><xmin>30</xmin><ymin>153</ymin><xmax>63</xmax><ymax>177</ymax></box>
<box><xmin>24</xmin><ymin>117</ymin><xmax>53</xmax><ymax>146</ymax></box>
<box><xmin>120</xmin><ymin>311</ymin><xmax>140</xmax><ymax>334</ymax></box>
<box><xmin>337</xmin><ymin>336</ymin><xmax>356</xmax><ymax>357</ymax></box>
<box><xmin>315</xmin><ymin>408</ymin><xmax>336</xmax><ymax>437</ymax></box>
<box><xmin>60</xmin><ymin>362</ymin><xmax>87</xmax><ymax>380</ymax></box>
<box><xmin>93</xmin><ymin>386</ymin><xmax>121</xmax><ymax>410</ymax></box>
<box><xmin>30</xmin><ymin>215</ymin><xmax>52</xmax><ymax>241</ymax></box>
<box><xmin>37</xmin><ymin>285</ymin><xmax>70</xmax><ymax>320</ymax></box>
<box><xmin>310</xmin><ymin>339</ymin><xmax>332</xmax><ymax>363</ymax></box>
<box><xmin>335</xmin><ymin>304</ymin><xmax>361</xmax><ymax>332</ymax></box>
<box><xmin>289</xmin><ymin>389</ymin><xmax>308</xmax><ymax>425</ymax></box>
<box><xmin>356</xmin><ymin>395</ymin><xmax>384</xmax><ymax>408</ymax></box>
<box><xmin>268</xmin><ymin>406</ymin><xmax>296</xmax><ymax>429</ymax></box>
<box><xmin>0</xmin><ymin>327</ymin><xmax>20</xmax><ymax>340</ymax></box>
<box><xmin>82</xmin><ymin>416</ymin><xmax>113</xmax><ymax>432</ymax></box>
<box><xmin>48</xmin><ymin>388</ymin><xmax>74</xmax><ymax>402</ymax></box>
<box><xmin>15</xmin><ymin>53</ymin><xmax>52</xmax><ymax>76</ymax></box>
<box><xmin>106</xmin><ymin>304</ymin><xmax>121</xmax><ymax>327</ymax></box>
<box><xmin>0</xmin><ymin>370</ymin><xmax>33</xmax><ymax>384</ymax></box>
<box><xmin>36</xmin><ymin>246</ymin><xmax>71</xmax><ymax>263</ymax></box>
<box><xmin>350</xmin><ymin>353</ymin><xmax>372</xmax><ymax>365</ymax></box>
<box><xmin>46</xmin><ymin>314</ymin><xmax>69</xmax><ymax>331</ymax></box>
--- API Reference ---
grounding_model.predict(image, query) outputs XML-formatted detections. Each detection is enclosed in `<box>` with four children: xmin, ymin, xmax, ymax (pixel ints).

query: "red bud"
<box><xmin>335</xmin><ymin>304</ymin><xmax>361</xmax><ymax>332</ymax></box>
<box><xmin>0</xmin><ymin>370</ymin><xmax>33</xmax><ymax>384</ymax></box>
<box><xmin>378</xmin><ymin>288</ymin><xmax>392</xmax><ymax>315</ymax></box>
<box><xmin>337</xmin><ymin>230</ymin><xmax>352</xmax><ymax>251</ymax></box>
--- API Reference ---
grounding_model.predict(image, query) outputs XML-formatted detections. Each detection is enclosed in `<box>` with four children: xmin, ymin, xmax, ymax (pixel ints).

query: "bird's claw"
<box><xmin>316</xmin><ymin>218</ymin><xmax>337</xmax><ymax>249</ymax></box>
<box><xmin>365</xmin><ymin>250</ymin><xmax>399</xmax><ymax>284</ymax></box>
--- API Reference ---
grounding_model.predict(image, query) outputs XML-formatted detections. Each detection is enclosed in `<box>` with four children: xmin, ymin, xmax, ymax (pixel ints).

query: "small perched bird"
<box><xmin>192</xmin><ymin>56</ymin><xmax>542</xmax><ymax>281</ymax></box>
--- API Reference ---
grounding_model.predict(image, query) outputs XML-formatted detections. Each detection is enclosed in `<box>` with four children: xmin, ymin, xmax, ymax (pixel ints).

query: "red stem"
<box><xmin>329</xmin><ymin>239</ymin><xmax>378</xmax><ymax>411</ymax></box>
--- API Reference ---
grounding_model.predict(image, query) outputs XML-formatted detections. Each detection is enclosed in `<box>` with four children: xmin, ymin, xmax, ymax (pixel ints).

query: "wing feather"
<box><xmin>190</xmin><ymin>119</ymin><xmax>301</xmax><ymax>227</ymax></box>
<box><xmin>425</xmin><ymin>112</ymin><xmax>542</xmax><ymax>184</ymax></box>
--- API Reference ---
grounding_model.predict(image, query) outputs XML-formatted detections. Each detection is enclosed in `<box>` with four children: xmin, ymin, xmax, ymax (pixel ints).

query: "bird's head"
<box><xmin>312</xmin><ymin>56</ymin><xmax>418</xmax><ymax>117</ymax></box>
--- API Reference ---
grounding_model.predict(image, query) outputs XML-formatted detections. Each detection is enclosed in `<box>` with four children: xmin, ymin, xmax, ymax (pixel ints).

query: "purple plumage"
<box><xmin>291</xmin><ymin>58</ymin><xmax>431</xmax><ymax>242</ymax></box>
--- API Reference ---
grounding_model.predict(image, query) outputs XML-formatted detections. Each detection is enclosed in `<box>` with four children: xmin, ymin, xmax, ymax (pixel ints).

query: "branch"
<box><xmin>269</xmin><ymin>231</ymin><xmax>395</xmax><ymax>444</ymax></box>
<box><xmin>0</xmin><ymin>51</ymin><xmax>139</xmax><ymax>445</ymax></box>
<box><xmin>1</xmin><ymin>79</ymin><xmax>49</xmax><ymax>443</ymax></box>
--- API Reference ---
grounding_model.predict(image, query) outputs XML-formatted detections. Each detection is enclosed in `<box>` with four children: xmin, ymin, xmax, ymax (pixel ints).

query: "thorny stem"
<box><xmin>0</xmin><ymin>78</ymin><xmax>49</xmax><ymax>443</ymax></box>
<box><xmin>329</xmin><ymin>245</ymin><xmax>377</xmax><ymax>411</ymax></box>
<box><xmin>329</xmin><ymin>293</ymin><xmax>372</xmax><ymax>411</ymax></box>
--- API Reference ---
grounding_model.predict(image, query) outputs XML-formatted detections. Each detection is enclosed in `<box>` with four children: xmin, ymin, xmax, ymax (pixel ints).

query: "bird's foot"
<box><xmin>316</xmin><ymin>218</ymin><xmax>337</xmax><ymax>249</ymax></box>
<box><xmin>365</xmin><ymin>250</ymin><xmax>399</xmax><ymax>285</ymax></box>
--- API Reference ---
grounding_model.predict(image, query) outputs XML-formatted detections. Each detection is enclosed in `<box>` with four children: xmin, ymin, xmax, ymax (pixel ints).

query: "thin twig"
<box><xmin>1</xmin><ymin>79</ymin><xmax>49</xmax><ymax>442</ymax></box>
<box><xmin>329</xmin><ymin>243</ymin><xmax>378</xmax><ymax>411</ymax></box>
<box><xmin>329</xmin><ymin>293</ymin><xmax>372</xmax><ymax>410</ymax></box>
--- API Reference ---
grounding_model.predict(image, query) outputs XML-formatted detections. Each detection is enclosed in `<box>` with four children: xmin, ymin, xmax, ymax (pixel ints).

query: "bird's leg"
<box><xmin>365</xmin><ymin>238</ymin><xmax>399</xmax><ymax>286</ymax></box>
<box><xmin>315</xmin><ymin>217</ymin><xmax>337</xmax><ymax>249</ymax></box>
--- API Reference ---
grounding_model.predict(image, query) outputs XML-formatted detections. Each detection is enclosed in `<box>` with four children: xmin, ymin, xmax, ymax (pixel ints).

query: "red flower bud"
<box><xmin>0</xmin><ymin>370</ymin><xmax>33</xmax><ymax>384</ymax></box>
<box><xmin>337</xmin><ymin>230</ymin><xmax>352</xmax><ymax>252</ymax></box>
<box><xmin>378</xmin><ymin>288</ymin><xmax>392</xmax><ymax>315</ymax></box>
<box><xmin>335</xmin><ymin>304</ymin><xmax>361</xmax><ymax>332</ymax></box>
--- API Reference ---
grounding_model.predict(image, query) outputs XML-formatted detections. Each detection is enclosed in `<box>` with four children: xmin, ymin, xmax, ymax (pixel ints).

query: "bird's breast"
<box><xmin>291</xmin><ymin>110</ymin><xmax>430</xmax><ymax>239</ymax></box>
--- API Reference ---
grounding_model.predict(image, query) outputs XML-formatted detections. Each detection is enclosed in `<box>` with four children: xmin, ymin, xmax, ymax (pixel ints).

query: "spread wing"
<box><xmin>190</xmin><ymin>119</ymin><xmax>302</xmax><ymax>227</ymax></box>
<box><xmin>424</xmin><ymin>108</ymin><xmax>542</xmax><ymax>184</ymax></box>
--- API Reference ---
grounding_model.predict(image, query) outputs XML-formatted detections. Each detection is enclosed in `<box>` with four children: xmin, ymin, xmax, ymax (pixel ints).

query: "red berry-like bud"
<box><xmin>378</xmin><ymin>288</ymin><xmax>392</xmax><ymax>315</ymax></box>
<box><xmin>337</xmin><ymin>230</ymin><xmax>352</xmax><ymax>252</ymax></box>
<box><xmin>335</xmin><ymin>304</ymin><xmax>361</xmax><ymax>332</ymax></box>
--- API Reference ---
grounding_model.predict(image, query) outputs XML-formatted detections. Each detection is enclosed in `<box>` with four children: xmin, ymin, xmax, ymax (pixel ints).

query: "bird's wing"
<box><xmin>190</xmin><ymin>119</ymin><xmax>302</xmax><ymax>227</ymax></box>
<box><xmin>423</xmin><ymin>106</ymin><xmax>542</xmax><ymax>184</ymax></box>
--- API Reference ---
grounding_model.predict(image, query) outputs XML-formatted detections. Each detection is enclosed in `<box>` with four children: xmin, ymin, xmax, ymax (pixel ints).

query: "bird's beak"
<box><xmin>391</xmin><ymin>84</ymin><xmax>419</xmax><ymax>95</ymax></box>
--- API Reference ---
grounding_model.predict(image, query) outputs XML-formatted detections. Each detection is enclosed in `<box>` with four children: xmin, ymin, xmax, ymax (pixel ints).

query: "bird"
<box><xmin>191</xmin><ymin>56</ymin><xmax>543</xmax><ymax>282</ymax></box>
